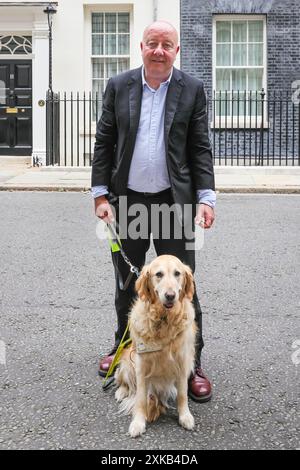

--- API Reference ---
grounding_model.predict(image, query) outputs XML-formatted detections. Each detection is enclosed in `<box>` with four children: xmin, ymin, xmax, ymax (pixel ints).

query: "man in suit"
<box><xmin>91</xmin><ymin>21</ymin><xmax>216</xmax><ymax>402</ymax></box>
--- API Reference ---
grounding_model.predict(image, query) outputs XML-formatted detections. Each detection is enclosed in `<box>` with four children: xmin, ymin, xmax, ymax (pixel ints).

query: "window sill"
<box><xmin>211</xmin><ymin>119</ymin><xmax>269</xmax><ymax>130</ymax></box>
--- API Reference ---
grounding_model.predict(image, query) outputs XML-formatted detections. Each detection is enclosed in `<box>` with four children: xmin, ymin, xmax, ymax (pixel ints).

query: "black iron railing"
<box><xmin>46</xmin><ymin>90</ymin><xmax>300</xmax><ymax>166</ymax></box>
<box><xmin>208</xmin><ymin>90</ymin><xmax>300</xmax><ymax>166</ymax></box>
<box><xmin>46</xmin><ymin>91</ymin><xmax>101</xmax><ymax>166</ymax></box>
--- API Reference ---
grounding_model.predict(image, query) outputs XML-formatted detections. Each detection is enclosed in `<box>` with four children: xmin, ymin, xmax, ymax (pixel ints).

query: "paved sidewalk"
<box><xmin>0</xmin><ymin>163</ymin><xmax>299</xmax><ymax>192</ymax></box>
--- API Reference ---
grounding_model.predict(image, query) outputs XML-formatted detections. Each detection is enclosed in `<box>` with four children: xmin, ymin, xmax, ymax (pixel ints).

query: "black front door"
<box><xmin>0</xmin><ymin>60</ymin><xmax>32</xmax><ymax>156</ymax></box>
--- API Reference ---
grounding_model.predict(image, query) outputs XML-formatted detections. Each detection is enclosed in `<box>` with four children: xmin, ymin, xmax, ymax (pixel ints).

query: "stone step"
<box><xmin>0</xmin><ymin>156</ymin><xmax>31</xmax><ymax>167</ymax></box>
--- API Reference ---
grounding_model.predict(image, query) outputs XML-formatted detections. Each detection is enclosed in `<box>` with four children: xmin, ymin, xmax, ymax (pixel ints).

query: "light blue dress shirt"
<box><xmin>91</xmin><ymin>68</ymin><xmax>216</xmax><ymax>208</ymax></box>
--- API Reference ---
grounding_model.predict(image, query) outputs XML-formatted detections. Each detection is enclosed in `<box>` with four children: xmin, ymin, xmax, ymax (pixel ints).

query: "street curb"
<box><xmin>216</xmin><ymin>186</ymin><xmax>300</xmax><ymax>194</ymax></box>
<box><xmin>1</xmin><ymin>185</ymin><xmax>300</xmax><ymax>193</ymax></box>
<box><xmin>0</xmin><ymin>186</ymin><xmax>91</xmax><ymax>192</ymax></box>
<box><xmin>39</xmin><ymin>165</ymin><xmax>300</xmax><ymax>175</ymax></box>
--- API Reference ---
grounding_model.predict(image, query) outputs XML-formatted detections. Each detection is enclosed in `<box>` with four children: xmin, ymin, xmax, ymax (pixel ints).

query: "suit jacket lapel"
<box><xmin>120</xmin><ymin>67</ymin><xmax>183</xmax><ymax>192</ymax></box>
<box><xmin>118</xmin><ymin>67</ymin><xmax>143</xmax><ymax>190</ymax></box>
<box><xmin>127</xmin><ymin>67</ymin><xmax>143</xmax><ymax>144</ymax></box>
<box><xmin>126</xmin><ymin>66</ymin><xmax>184</xmax><ymax>146</ymax></box>
<box><xmin>164</xmin><ymin>67</ymin><xmax>185</xmax><ymax>139</ymax></box>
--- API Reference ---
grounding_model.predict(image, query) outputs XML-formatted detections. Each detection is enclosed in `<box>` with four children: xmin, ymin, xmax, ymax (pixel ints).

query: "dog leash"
<box><xmin>106</xmin><ymin>221</ymin><xmax>140</xmax><ymax>290</ymax></box>
<box><xmin>102</xmin><ymin>220</ymin><xmax>140</xmax><ymax>391</ymax></box>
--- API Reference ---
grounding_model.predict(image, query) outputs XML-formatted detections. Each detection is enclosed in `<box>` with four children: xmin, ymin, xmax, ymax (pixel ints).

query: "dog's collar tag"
<box><xmin>136</xmin><ymin>341</ymin><xmax>162</xmax><ymax>354</ymax></box>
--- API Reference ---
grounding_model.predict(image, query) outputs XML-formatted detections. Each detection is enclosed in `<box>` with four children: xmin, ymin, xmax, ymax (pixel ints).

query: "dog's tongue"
<box><xmin>164</xmin><ymin>302</ymin><xmax>174</xmax><ymax>309</ymax></box>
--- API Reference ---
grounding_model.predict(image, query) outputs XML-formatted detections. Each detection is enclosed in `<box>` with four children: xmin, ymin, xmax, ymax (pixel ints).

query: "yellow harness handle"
<box><xmin>102</xmin><ymin>323</ymin><xmax>132</xmax><ymax>389</ymax></box>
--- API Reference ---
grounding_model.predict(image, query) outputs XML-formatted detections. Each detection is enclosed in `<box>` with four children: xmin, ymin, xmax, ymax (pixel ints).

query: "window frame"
<box><xmin>212</xmin><ymin>14</ymin><xmax>268</xmax><ymax>128</ymax></box>
<box><xmin>0</xmin><ymin>31</ymin><xmax>33</xmax><ymax>59</ymax></box>
<box><xmin>84</xmin><ymin>7</ymin><xmax>132</xmax><ymax>126</ymax></box>
<box><xmin>91</xmin><ymin>12</ymin><xmax>131</xmax><ymax>58</ymax></box>
<box><xmin>90</xmin><ymin>11</ymin><xmax>130</xmax><ymax>105</ymax></box>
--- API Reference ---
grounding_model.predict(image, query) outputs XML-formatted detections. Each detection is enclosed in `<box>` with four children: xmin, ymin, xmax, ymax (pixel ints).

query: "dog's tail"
<box><xmin>117</xmin><ymin>393</ymin><xmax>136</xmax><ymax>415</ymax></box>
<box><xmin>117</xmin><ymin>391</ymin><xmax>167</xmax><ymax>422</ymax></box>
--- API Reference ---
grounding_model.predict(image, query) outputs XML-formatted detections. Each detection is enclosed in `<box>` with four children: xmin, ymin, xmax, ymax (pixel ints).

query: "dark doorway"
<box><xmin>0</xmin><ymin>60</ymin><xmax>32</xmax><ymax>156</ymax></box>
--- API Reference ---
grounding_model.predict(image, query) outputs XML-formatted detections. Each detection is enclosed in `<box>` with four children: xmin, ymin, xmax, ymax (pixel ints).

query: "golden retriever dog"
<box><xmin>115</xmin><ymin>254</ymin><xmax>197</xmax><ymax>438</ymax></box>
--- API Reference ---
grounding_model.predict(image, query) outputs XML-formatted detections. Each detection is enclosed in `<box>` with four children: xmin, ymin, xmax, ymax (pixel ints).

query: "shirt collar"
<box><xmin>142</xmin><ymin>66</ymin><xmax>173</xmax><ymax>90</ymax></box>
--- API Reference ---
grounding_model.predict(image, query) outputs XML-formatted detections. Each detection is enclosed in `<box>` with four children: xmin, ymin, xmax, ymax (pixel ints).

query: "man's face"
<box><xmin>141</xmin><ymin>25</ymin><xmax>179</xmax><ymax>80</ymax></box>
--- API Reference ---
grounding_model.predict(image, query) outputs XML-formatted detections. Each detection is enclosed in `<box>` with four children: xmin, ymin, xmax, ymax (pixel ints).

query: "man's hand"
<box><xmin>195</xmin><ymin>204</ymin><xmax>215</xmax><ymax>229</ymax></box>
<box><xmin>94</xmin><ymin>195</ymin><xmax>115</xmax><ymax>224</ymax></box>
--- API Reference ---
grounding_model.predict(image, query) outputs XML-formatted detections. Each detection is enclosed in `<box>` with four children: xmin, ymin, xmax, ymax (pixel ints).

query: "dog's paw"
<box><xmin>179</xmin><ymin>411</ymin><xmax>195</xmax><ymax>430</ymax></box>
<box><xmin>115</xmin><ymin>386</ymin><xmax>129</xmax><ymax>402</ymax></box>
<box><xmin>129</xmin><ymin>418</ymin><xmax>146</xmax><ymax>438</ymax></box>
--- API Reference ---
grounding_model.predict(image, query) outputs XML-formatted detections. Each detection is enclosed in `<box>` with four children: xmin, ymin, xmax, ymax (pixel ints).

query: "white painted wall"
<box><xmin>0</xmin><ymin>0</ymin><xmax>180</xmax><ymax>162</ymax></box>
<box><xmin>32</xmin><ymin>16</ymin><xmax>49</xmax><ymax>165</ymax></box>
<box><xmin>0</xmin><ymin>2</ymin><xmax>49</xmax><ymax>163</ymax></box>
<box><xmin>52</xmin><ymin>0</ymin><xmax>180</xmax><ymax>93</ymax></box>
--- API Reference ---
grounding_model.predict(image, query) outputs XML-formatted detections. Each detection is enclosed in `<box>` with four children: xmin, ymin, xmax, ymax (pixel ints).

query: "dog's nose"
<box><xmin>165</xmin><ymin>292</ymin><xmax>175</xmax><ymax>302</ymax></box>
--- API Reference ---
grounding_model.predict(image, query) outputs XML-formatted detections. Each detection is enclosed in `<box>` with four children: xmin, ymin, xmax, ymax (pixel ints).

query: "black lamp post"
<box><xmin>43</xmin><ymin>3</ymin><xmax>57</xmax><ymax>93</ymax></box>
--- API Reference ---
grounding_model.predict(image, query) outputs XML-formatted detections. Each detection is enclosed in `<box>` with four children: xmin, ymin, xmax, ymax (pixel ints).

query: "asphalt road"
<box><xmin>0</xmin><ymin>192</ymin><xmax>299</xmax><ymax>450</ymax></box>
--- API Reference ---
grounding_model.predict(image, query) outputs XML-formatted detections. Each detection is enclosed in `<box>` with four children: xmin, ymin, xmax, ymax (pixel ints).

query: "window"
<box><xmin>91</xmin><ymin>12</ymin><xmax>130</xmax><ymax>100</ymax></box>
<box><xmin>213</xmin><ymin>16</ymin><xmax>266</xmax><ymax>120</ymax></box>
<box><xmin>0</xmin><ymin>35</ymin><xmax>32</xmax><ymax>55</ymax></box>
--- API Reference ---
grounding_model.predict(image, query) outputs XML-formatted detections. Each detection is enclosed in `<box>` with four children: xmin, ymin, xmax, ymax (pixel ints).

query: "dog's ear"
<box><xmin>183</xmin><ymin>265</ymin><xmax>195</xmax><ymax>300</ymax></box>
<box><xmin>135</xmin><ymin>265</ymin><xmax>153</xmax><ymax>302</ymax></box>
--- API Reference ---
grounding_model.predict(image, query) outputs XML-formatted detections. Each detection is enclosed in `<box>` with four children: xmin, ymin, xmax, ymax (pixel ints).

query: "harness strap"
<box><xmin>102</xmin><ymin>323</ymin><xmax>132</xmax><ymax>390</ymax></box>
<box><xmin>101</xmin><ymin>222</ymin><xmax>140</xmax><ymax>390</ymax></box>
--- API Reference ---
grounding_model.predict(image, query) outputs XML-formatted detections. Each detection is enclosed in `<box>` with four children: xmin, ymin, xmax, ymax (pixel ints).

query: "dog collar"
<box><xmin>136</xmin><ymin>341</ymin><xmax>162</xmax><ymax>354</ymax></box>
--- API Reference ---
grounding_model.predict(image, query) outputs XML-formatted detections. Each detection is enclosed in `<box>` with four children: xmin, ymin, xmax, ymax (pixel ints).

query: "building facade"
<box><xmin>0</xmin><ymin>0</ymin><xmax>180</xmax><ymax>164</ymax></box>
<box><xmin>181</xmin><ymin>0</ymin><xmax>300</xmax><ymax>165</ymax></box>
<box><xmin>1</xmin><ymin>0</ymin><xmax>299</xmax><ymax>165</ymax></box>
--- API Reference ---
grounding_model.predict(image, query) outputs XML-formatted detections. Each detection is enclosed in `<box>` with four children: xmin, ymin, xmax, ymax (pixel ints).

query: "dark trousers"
<box><xmin>110</xmin><ymin>189</ymin><xmax>204</xmax><ymax>367</ymax></box>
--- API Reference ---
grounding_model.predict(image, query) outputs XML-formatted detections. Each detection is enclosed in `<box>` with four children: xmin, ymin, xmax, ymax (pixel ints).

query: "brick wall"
<box><xmin>180</xmin><ymin>0</ymin><xmax>300</xmax><ymax>93</ymax></box>
<box><xmin>180</xmin><ymin>0</ymin><xmax>300</xmax><ymax>164</ymax></box>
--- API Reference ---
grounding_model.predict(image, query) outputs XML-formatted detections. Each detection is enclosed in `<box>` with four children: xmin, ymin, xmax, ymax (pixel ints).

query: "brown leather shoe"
<box><xmin>188</xmin><ymin>367</ymin><xmax>212</xmax><ymax>403</ymax></box>
<box><xmin>98</xmin><ymin>353</ymin><xmax>115</xmax><ymax>377</ymax></box>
